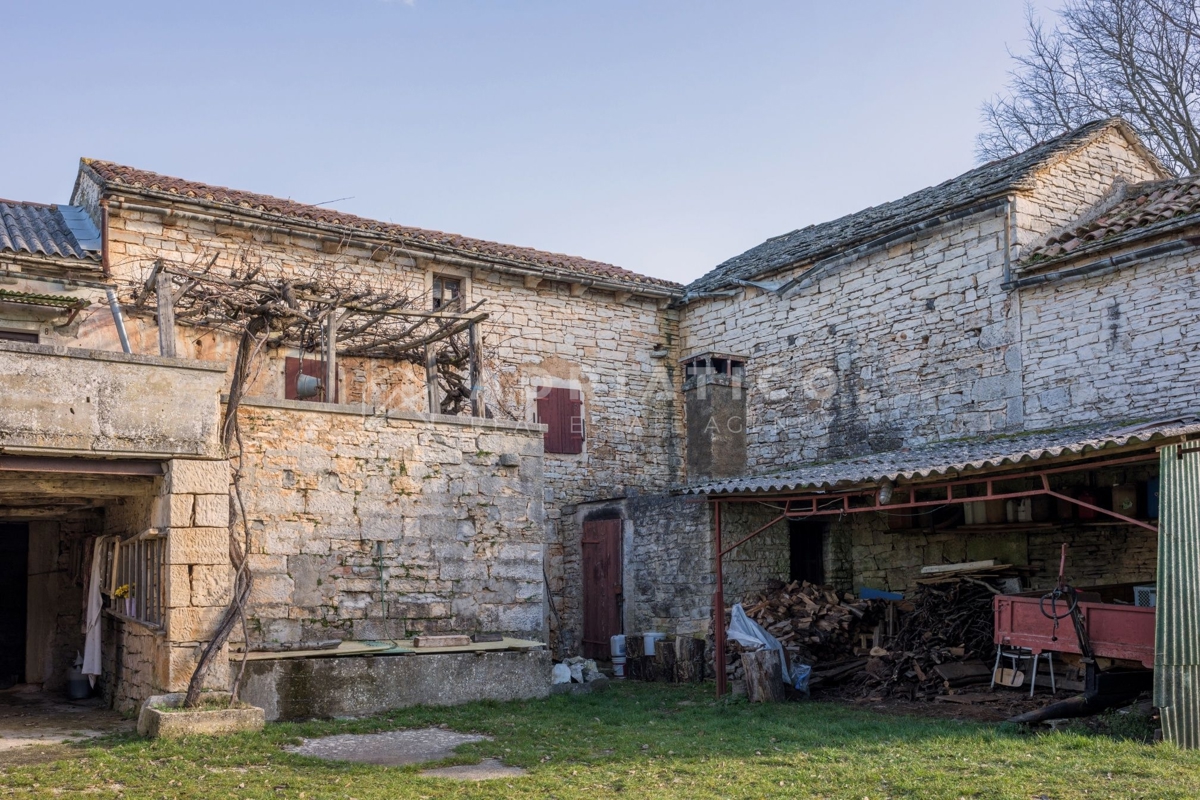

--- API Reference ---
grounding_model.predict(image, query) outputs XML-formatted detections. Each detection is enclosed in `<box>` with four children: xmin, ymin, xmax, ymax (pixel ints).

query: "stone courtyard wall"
<box><xmin>232</xmin><ymin>398</ymin><xmax>546</xmax><ymax>646</ymax></box>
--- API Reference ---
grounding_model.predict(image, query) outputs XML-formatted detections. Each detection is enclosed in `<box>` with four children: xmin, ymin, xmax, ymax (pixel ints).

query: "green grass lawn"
<box><xmin>3</xmin><ymin>682</ymin><xmax>1198</xmax><ymax>799</ymax></box>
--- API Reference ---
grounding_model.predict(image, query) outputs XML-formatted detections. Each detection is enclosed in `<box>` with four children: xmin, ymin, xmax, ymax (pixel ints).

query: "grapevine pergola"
<box><xmin>121</xmin><ymin>253</ymin><xmax>489</xmax><ymax>705</ymax></box>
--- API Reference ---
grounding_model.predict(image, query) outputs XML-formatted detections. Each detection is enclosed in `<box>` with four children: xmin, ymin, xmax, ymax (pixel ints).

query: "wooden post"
<box><xmin>674</xmin><ymin>636</ymin><xmax>706</xmax><ymax>683</ymax></box>
<box><xmin>625</xmin><ymin>634</ymin><xmax>645</xmax><ymax>681</ymax></box>
<box><xmin>324</xmin><ymin>309</ymin><xmax>339</xmax><ymax>403</ymax></box>
<box><xmin>155</xmin><ymin>270</ymin><xmax>176</xmax><ymax>357</ymax></box>
<box><xmin>425</xmin><ymin>344</ymin><xmax>441</xmax><ymax>414</ymax></box>
<box><xmin>469</xmin><ymin>321</ymin><xmax>484</xmax><ymax>417</ymax></box>
<box><xmin>742</xmin><ymin>649</ymin><xmax>785</xmax><ymax>702</ymax></box>
<box><xmin>649</xmin><ymin>637</ymin><xmax>677</xmax><ymax>682</ymax></box>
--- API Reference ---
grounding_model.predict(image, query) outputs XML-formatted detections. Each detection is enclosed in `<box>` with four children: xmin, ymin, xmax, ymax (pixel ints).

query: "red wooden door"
<box><xmin>581</xmin><ymin>518</ymin><xmax>622</xmax><ymax>660</ymax></box>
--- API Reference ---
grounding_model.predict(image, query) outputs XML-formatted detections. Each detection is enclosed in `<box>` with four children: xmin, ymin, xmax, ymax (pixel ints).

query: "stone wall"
<box><xmin>231</xmin><ymin>398</ymin><xmax>545</xmax><ymax>645</ymax></box>
<box><xmin>1019</xmin><ymin>246</ymin><xmax>1200</xmax><ymax>428</ymax></box>
<box><xmin>678</xmin><ymin>128</ymin><xmax>1165</xmax><ymax>474</ymax></box>
<box><xmin>25</xmin><ymin>518</ymin><xmax>96</xmax><ymax>691</ymax></box>
<box><xmin>72</xmin><ymin>183</ymin><xmax>686</xmax><ymax>653</ymax></box>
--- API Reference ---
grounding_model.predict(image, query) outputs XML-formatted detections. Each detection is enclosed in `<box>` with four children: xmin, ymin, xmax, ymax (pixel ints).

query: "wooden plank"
<box><xmin>469</xmin><ymin>322</ymin><xmax>484</xmax><ymax>417</ymax></box>
<box><xmin>920</xmin><ymin>560</ymin><xmax>996</xmax><ymax>575</ymax></box>
<box><xmin>155</xmin><ymin>270</ymin><xmax>176</xmax><ymax>357</ymax></box>
<box><xmin>413</xmin><ymin>634</ymin><xmax>471</xmax><ymax>648</ymax></box>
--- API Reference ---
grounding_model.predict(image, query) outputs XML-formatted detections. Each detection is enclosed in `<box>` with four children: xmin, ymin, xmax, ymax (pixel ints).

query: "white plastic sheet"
<box><xmin>727</xmin><ymin>603</ymin><xmax>790</xmax><ymax>683</ymax></box>
<box><xmin>82</xmin><ymin>536</ymin><xmax>110</xmax><ymax>687</ymax></box>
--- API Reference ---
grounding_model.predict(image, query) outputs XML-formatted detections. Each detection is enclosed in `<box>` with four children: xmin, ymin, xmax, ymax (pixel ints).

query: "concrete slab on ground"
<box><xmin>0</xmin><ymin>686</ymin><xmax>133</xmax><ymax>754</ymax></box>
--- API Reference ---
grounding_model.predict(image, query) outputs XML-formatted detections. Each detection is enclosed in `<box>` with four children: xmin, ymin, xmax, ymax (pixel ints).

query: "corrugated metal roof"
<box><xmin>0</xmin><ymin>201</ymin><xmax>101</xmax><ymax>262</ymax></box>
<box><xmin>686</xmin><ymin>418</ymin><xmax>1200</xmax><ymax>495</ymax></box>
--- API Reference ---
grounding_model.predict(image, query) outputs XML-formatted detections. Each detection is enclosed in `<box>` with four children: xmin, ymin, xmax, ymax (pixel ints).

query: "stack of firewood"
<box><xmin>724</xmin><ymin>581</ymin><xmax>883</xmax><ymax>685</ymax></box>
<box><xmin>827</xmin><ymin>573</ymin><xmax>1010</xmax><ymax>699</ymax></box>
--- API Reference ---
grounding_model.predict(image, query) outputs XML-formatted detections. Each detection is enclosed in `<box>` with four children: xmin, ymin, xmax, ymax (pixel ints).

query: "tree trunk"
<box><xmin>743</xmin><ymin>649</ymin><xmax>785</xmax><ymax>703</ymax></box>
<box><xmin>625</xmin><ymin>634</ymin><xmax>645</xmax><ymax>681</ymax></box>
<box><xmin>674</xmin><ymin>636</ymin><xmax>706</xmax><ymax>683</ymax></box>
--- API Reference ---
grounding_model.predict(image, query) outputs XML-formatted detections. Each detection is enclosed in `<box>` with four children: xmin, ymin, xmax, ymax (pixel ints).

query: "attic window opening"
<box><xmin>432</xmin><ymin>275</ymin><xmax>462</xmax><ymax>311</ymax></box>
<box><xmin>0</xmin><ymin>329</ymin><xmax>38</xmax><ymax>344</ymax></box>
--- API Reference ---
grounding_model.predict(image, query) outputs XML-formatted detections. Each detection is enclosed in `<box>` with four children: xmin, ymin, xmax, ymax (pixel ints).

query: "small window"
<box><xmin>0</xmin><ymin>329</ymin><xmax>38</xmax><ymax>343</ymax></box>
<box><xmin>111</xmin><ymin>532</ymin><xmax>166</xmax><ymax>628</ymax></box>
<box><xmin>284</xmin><ymin>356</ymin><xmax>336</xmax><ymax>402</ymax></box>
<box><xmin>536</xmin><ymin>386</ymin><xmax>584</xmax><ymax>454</ymax></box>
<box><xmin>432</xmin><ymin>275</ymin><xmax>462</xmax><ymax>311</ymax></box>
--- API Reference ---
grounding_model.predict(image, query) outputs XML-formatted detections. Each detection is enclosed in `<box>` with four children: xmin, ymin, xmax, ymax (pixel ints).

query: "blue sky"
<box><xmin>3</xmin><ymin>1</ymin><xmax>1053</xmax><ymax>284</ymax></box>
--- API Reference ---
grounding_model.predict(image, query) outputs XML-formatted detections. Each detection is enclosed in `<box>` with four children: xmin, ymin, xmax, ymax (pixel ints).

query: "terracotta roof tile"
<box><xmin>81</xmin><ymin>160</ymin><xmax>680</xmax><ymax>291</ymax></box>
<box><xmin>1025</xmin><ymin>174</ymin><xmax>1200</xmax><ymax>262</ymax></box>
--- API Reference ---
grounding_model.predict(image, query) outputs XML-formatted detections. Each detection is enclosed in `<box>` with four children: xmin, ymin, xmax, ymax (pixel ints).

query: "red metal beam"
<box><xmin>713</xmin><ymin>501</ymin><xmax>726</xmax><ymax>698</ymax></box>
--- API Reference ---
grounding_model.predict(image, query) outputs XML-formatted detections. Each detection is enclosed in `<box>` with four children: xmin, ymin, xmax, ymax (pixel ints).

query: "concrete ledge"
<box><xmin>229</xmin><ymin>394</ymin><xmax>547</xmax><ymax>434</ymax></box>
<box><xmin>137</xmin><ymin>693</ymin><xmax>265</xmax><ymax>738</ymax></box>
<box><xmin>229</xmin><ymin>395</ymin><xmax>376</xmax><ymax>417</ymax></box>
<box><xmin>0</xmin><ymin>340</ymin><xmax>229</xmax><ymax>372</ymax></box>
<box><xmin>386</xmin><ymin>408</ymin><xmax>547</xmax><ymax>434</ymax></box>
<box><xmin>239</xmin><ymin>650</ymin><xmax>552</xmax><ymax>721</ymax></box>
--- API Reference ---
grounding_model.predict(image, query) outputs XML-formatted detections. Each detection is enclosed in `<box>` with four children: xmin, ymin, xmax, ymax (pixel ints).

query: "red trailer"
<box><xmin>993</xmin><ymin>594</ymin><xmax>1155</xmax><ymax>668</ymax></box>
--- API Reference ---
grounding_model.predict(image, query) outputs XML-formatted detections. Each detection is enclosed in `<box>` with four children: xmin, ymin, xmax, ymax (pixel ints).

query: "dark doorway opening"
<box><xmin>789</xmin><ymin>520</ymin><xmax>825</xmax><ymax>585</ymax></box>
<box><xmin>0</xmin><ymin>524</ymin><xmax>29</xmax><ymax>687</ymax></box>
<box><xmin>581</xmin><ymin>518</ymin><xmax>622</xmax><ymax>660</ymax></box>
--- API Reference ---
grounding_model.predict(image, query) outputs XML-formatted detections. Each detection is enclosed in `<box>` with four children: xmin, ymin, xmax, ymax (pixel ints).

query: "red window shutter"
<box><xmin>537</xmin><ymin>387</ymin><xmax>584</xmax><ymax>454</ymax></box>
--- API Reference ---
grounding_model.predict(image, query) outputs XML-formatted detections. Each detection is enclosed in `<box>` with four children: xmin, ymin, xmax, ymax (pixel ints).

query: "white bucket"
<box><xmin>613</xmin><ymin>655</ymin><xmax>626</xmax><ymax>678</ymax></box>
<box><xmin>643</xmin><ymin>632</ymin><xmax>666</xmax><ymax>656</ymax></box>
<box><xmin>610</xmin><ymin>634</ymin><xmax>626</xmax><ymax>658</ymax></box>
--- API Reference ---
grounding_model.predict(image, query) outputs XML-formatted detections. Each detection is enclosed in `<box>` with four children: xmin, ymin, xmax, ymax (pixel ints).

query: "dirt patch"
<box><xmin>824</xmin><ymin>689</ymin><xmax>1058</xmax><ymax>723</ymax></box>
<box><xmin>0</xmin><ymin>687</ymin><xmax>133</xmax><ymax>755</ymax></box>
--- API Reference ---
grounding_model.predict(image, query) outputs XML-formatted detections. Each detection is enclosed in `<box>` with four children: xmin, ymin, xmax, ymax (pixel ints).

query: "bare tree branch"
<box><xmin>979</xmin><ymin>0</ymin><xmax>1200</xmax><ymax>174</ymax></box>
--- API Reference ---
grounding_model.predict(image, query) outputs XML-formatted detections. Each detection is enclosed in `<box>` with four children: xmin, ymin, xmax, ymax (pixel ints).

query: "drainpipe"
<box><xmin>106</xmin><ymin>288</ymin><xmax>131</xmax><ymax>354</ymax></box>
<box><xmin>100</xmin><ymin>200</ymin><xmax>111</xmax><ymax>279</ymax></box>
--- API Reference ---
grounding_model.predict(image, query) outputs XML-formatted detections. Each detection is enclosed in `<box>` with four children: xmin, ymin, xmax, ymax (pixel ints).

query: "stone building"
<box><xmin>2</xmin><ymin>117</ymin><xmax>1200</xmax><ymax>730</ymax></box>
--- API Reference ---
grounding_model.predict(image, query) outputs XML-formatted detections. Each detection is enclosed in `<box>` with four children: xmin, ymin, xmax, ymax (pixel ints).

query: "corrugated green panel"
<box><xmin>1155</xmin><ymin>443</ymin><xmax>1200</xmax><ymax>748</ymax></box>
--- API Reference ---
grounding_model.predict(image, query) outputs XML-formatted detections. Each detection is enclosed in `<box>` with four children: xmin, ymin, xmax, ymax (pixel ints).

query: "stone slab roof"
<box><xmin>685</xmin><ymin>119</ymin><xmax>1145</xmax><ymax>295</ymax></box>
<box><xmin>0</xmin><ymin>200</ymin><xmax>100</xmax><ymax>262</ymax></box>
<box><xmin>80</xmin><ymin>160</ymin><xmax>681</xmax><ymax>292</ymax></box>
<box><xmin>685</xmin><ymin>417</ymin><xmax>1200</xmax><ymax>495</ymax></box>
<box><xmin>1024</xmin><ymin>174</ymin><xmax>1200</xmax><ymax>262</ymax></box>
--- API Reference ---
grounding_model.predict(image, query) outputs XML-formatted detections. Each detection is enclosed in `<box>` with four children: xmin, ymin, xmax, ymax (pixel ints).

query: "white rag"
<box><xmin>82</xmin><ymin>536</ymin><xmax>109</xmax><ymax>687</ymax></box>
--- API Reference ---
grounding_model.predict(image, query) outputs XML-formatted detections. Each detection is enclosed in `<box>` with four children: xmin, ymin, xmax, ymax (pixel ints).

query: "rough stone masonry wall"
<box><xmin>679</xmin><ymin>129</ymin><xmax>1164</xmax><ymax>474</ymax></box>
<box><xmin>680</xmin><ymin>211</ymin><xmax>1018</xmax><ymax>469</ymax></box>
<box><xmin>232</xmin><ymin>399</ymin><xmax>545</xmax><ymax>646</ymax></box>
<box><xmin>1018</xmin><ymin>245</ymin><xmax>1200</xmax><ymax>428</ymax></box>
<box><xmin>73</xmin><ymin>185</ymin><xmax>685</xmax><ymax>653</ymax></box>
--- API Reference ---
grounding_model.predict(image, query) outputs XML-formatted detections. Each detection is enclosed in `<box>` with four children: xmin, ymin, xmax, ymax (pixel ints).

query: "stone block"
<box><xmin>191</xmin><ymin>564</ymin><xmax>233</xmax><ymax>607</ymax></box>
<box><xmin>167</xmin><ymin>606</ymin><xmax>225</xmax><ymax>641</ymax></box>
<box><xmin>166</xmin><ymin>528</ymin><xmax>229</xmax><ymax>566</ymax></box>
<box><xmin>152</xmin><ymin>494</ymin><xmax>194</xmax><ymax>528</ymax></box>
<box><xmin>165</xmin><ymin>565</ymin><xmax>192</xmax><ymax>608</ymax></box>
<box><xmin>167</xmin><ymin>460</ymin><xmax>231</xmax><ymax>495</ymax></box>
<box><xmin>249</xmin><ymin>573</ymin><xmax>295</xmax><ymax>606</ymax></box>
<box><xmin>193</xmin><ymin>494</ymin><xmax>230</xmax><ymax>528</ymax></box>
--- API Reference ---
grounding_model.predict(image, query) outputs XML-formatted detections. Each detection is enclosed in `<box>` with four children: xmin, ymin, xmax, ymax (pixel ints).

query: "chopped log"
<box><xmin>932</xmin><ymin>661</ymin><xmax>991</xmax><ymax>682</ymax></box>
<box><xmin>742</xmin><ymin>649</ymin><xmax>785</xmax><ymax>703</ymax></box>
<box><xmin>625</xmin><ymin>634</ymin><xmax>645</xmax><ymax>680</ymax></box>
<box><xmin>675</xmin><ymin>636</ymin><xmax>705</xmax><ymax>683</ymax></box>
<box><xmin>647</xmin><ymin>637</ymin><xmax>677</xmax><ymax>682</ymax></box>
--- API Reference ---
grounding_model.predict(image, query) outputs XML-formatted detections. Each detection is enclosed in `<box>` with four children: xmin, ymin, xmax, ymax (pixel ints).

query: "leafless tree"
<box><xmin>978</xmin><ymin>0</ymin><xmax>1200</xmax><ymax>173</ymax></box>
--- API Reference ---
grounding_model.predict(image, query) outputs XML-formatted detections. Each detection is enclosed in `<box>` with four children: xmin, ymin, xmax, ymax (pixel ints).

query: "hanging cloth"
<box><xmin>82</xmin><ymin>536</ymin><xmax>111</xmax><ymax>687</ymax></box>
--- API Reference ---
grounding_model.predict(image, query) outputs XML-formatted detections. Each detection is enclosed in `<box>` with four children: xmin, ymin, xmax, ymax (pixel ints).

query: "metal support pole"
<box><xmin>713</xmin><ymin>501</ymin><xmax>726</xmax><ymax>698</ymax></box>
<box><xmin>469</xmin><ymin>321</ymin><xmax>484</xmax><ymax>417</ymax></box>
